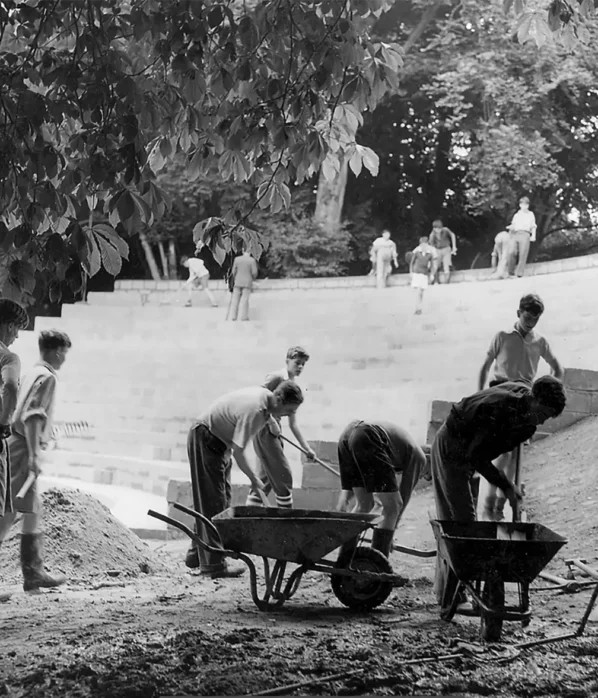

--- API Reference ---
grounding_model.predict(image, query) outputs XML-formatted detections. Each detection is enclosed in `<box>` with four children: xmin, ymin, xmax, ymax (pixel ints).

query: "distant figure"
<box><xmin>179</xmin><ymin>255</ymin><xmax>218</xmax><ymax>308</ymax></box>
<box><xmin>507</xmin><ymin>196</ymin><xmax>536</xmax><ymax>277</ymax></box>
<box><xmin>229</xmin><ymin>249</ymin><xmax>258</xmax><ymax>321</ymax></box>
<box><xmin>409</xmin><ymin>236</ymin><xmax>436</xmax><ymax>315</ymax></box>
<box><xmin>429</xmin><ymin>219</ymin><xmax>457</xmax><ymax>284</ymax></box>
<box><xmin>371</xmin><ymin>231</ymin><xmax>398</xmax><ymax>289</ymax></box>
<box><xmin>490</xmin><ymin>230</ymin><xmax>512</xmax><ymax>280</ymax></box>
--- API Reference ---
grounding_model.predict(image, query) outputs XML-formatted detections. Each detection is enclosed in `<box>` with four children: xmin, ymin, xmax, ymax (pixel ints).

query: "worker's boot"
<box><xmin>0</xmin><ymin>541</ymin><xmax>11</xmax><ymax>602</ymax></box>
<box><xmin>371</xmin><ymin>528</ymin><xmax>394</xmax><ymax>559</ymax></box>
<box><xmin>21</xmin><ymin>533</ymin><xmax>66</xmax><ymax>592</ymax></box>
<box><xmin>200</xmin><ymin>562</ymin><xmax>245</xmax><ymax>579</ymax></box>
<box><xmin>185</xmin><ymin>543</ymin><xmax>199</xmax><ymax>569</ymax></box>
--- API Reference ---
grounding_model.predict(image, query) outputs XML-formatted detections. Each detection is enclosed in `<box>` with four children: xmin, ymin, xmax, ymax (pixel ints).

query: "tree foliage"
<box><xmin>0</xmin><ymin>0</ymin><xmax>403</xmax><ymax>301</ymax></box>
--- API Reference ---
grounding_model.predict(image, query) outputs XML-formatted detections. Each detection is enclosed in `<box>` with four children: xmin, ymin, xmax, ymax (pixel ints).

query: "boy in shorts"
<box><xmin>336</xmin><ymin>420</ymin><xmax>425</xmax><ymax>559</ymax></box>
<box><xmin>179</xmin><ymin>254</ymin><xmax>218</xmax><ymax>308</ymax></box>
<box><xmin>409</xmin><ymin>236</ymin><xmax>436</xmax><ymax>315</ymax></box>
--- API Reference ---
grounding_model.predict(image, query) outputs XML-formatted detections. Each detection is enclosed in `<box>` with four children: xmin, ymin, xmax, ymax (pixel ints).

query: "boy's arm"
<box><xmin>542</xmin><ymin>340</ymin><xmax>565</xmax><ymax>380</ymax></box>
<box><xmin>231</xmin><ymin>444</ymin><xmax>264</xmax><ymax>491</ymax></box>
<box><xmin>478</xmin><ymin>333</ymin><xmax>500</xmax><ymax>390</ymax></box>
<box><xmin>23</xmin><ymin>416</ymin><xmax>44</xmax><ymax>475</ymax></box>
<box><xmin>447</xmin><ymin>229</ymin><xmax>457</xmax><ymax>253</ymax></box>
<box><xmin>287</xmin><ymin>412</ymin><xmax>315</xmax><ymax>458</ymax></box>
<box><xmin>0</xmin><ymin>355</ymin><xmax>20</xmax><ymax>427</ymax></box>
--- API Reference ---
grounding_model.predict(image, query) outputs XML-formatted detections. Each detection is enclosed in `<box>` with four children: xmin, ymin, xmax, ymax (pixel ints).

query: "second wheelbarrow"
<box><xmin>149</xmin><ymin>503</ymin><xmax>425</xmax><ymax>611</ymax></box>
<box><xmin>431</xmin><ymin>519</ymin><xmax>567</xmax><ymax>641</ymax></box>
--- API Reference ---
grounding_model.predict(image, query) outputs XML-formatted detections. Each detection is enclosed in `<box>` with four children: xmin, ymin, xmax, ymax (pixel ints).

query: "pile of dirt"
<box><xmin>525</xmin><ymin>415</ymin><xmax>598</xmax><ymax>562</ymax></box>
<box><xmin>0</xmin><ymin>488</ymin><xmax>167</xmax><ymax>583</ymax></box>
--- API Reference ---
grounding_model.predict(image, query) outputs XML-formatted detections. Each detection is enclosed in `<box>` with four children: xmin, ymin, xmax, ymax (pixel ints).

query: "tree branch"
<box><xmin>403</xmin><ymin>0</ymin><xmax>446</xmax><ymax>56</ymax></box>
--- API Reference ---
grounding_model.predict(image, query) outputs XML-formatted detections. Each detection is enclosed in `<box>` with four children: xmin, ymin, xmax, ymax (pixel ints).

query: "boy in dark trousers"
<box><xmin>246</xmin><ymin>347</ymin><xmax>316</xmax><ymax>508</ymax></box>
<box><xmin>229</xmin><ymin>250</ymin><xmax>258</xmax><ymax>321</ymax></box>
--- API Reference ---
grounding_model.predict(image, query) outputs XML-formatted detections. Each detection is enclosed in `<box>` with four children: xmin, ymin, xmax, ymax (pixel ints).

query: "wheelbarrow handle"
<box><xmin>172</xmin><ymin>502</ymin><xmax>222</xmax><ymax>540</ymax></box>
<box><xmin>147</xmin><ymin>508</ymin><xmax>240</xmax><ymax>559</ymax></box>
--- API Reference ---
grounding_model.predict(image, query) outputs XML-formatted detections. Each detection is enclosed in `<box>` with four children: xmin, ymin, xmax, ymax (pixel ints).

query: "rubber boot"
<box><xmin>21</xmin><ymin>534</ymin><xmax>67</xmax><ymax>592</ymax></box>
<box><xmin>0</xmin><ymin>541</ymin><xmax>11</xmax><ymax>603</ymax></box>
<box><xmin>371</xmin><ymin>528</ymin><xmax>394</xmax><ymax>558</ymax></box>
<box><xmin>185</xmin><ymin>543</ymin><xmax>199</xmax><ymax>569</ymax></box>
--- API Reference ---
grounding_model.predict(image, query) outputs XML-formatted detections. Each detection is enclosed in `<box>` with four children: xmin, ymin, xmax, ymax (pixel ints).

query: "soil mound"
<box><xmin>0</xmin><ymin>488</ymin><xmax>167</xmax><ymax>583</ymax></box>
<box><xmin>525</xmin><ymin>415</ymin><xmax>598</xmax><ymax>562</ymax></box>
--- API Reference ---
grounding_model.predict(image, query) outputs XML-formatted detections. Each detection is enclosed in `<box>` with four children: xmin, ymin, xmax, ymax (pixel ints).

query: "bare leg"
<box><xmin>482</xmin><ymin>451</ymin><xmax>514</xmax><ymax>520</ymax></box>
<box><xmin>415</xmin><ymin>289</ymin><xmax>424</xmax><ymax>314</ymax></box>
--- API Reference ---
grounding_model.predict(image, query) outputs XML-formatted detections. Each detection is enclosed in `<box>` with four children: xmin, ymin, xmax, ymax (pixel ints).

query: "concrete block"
<box><xmin>539</xmin><ymin>410</ymin><xmax>587</xmax><ymax>434</ymax></box>
<box><xmin>430</xmin><ymin>400</ymin><xmax>454</xmax><ymax>423</ymax></box>
<box><xmin>564</xmin><ymin>368</ymin><xmax>598</xmax><ymax>392</ymax></box>
<box><xmin>564</xmin><ymin>388</ymin><xmax>593</xmax><ymax>414</ymax></box>
<box><xmin>426</xmin><ymin>423</ymin><xmax>441</xmax><ymax>446</ymax></box>
<box><xmin>307</xmin><ymin>440</ymin><xmax>339</xmax><ymax>464</ymax></box>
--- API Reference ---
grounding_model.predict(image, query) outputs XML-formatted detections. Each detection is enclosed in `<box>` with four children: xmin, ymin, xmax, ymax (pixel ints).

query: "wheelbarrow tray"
<box><xmin>431</xmin><ymin>520</ymin><xmax>567</xmax><ymax>584</ymax></box>
<box><xmin>212</xmin><ymin>506</ymin><xmax>377</xmax><ymax>564</ymax></box>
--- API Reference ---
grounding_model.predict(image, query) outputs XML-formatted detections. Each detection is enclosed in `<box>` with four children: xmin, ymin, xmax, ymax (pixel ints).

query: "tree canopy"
<box><xmin>0</xmin><ymin>0</ymin><xmax>592</xmax><ymax>300</ymax></box>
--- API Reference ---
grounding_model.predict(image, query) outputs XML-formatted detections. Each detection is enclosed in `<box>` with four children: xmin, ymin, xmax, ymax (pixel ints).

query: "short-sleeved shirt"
<box><xmin>429</xmin><ymin>227</ymin><xmax>453</xmax><ymax>249</ymax></box>
<box><xmin>201</xmin><ymin>387</ymin><xmax>271</xmax><ymax>452</ymax></box>
<box><xmin>0</xmin><ymin>342</ymin><xmax>20</xmax><ymax>424</ymax></box>
<box><xmin>411</xmin><ymin>246</ymin><xmax>435</xmax><ymax>274</ymax></box>
<box><xmin>187</xmin><ymin>258</ymin><xmax>208</xmax><ymax>280</ymax></box>
<box><xmin>372</xmin><ymin>238</ymin><xmax>397</xmax><ymax>262</ymax></box>
<box><xmin>510</xmin><ymin>210</ymin><xmax>536</xmax><ymax>234</ymax></box>
<box><xmin>486</xmin><ymin>325</ymin><xmax>558</xmax><ymax>387</ymax></box>
<box><xmin>445</xmin><ymin>383</ymin><xmax>537</xmax><ymax>467</ymax></box>
<box><xmin>11</xmin><ymin>362</ymin><xmax>58</xmax><ymax>445</ymax></box>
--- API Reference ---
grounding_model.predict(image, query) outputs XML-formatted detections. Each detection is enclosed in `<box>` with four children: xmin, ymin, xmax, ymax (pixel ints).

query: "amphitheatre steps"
<box><xmin>12</xmin><ymin>261</ymin><xmax>598</xmax><ymax>500</ymax></box>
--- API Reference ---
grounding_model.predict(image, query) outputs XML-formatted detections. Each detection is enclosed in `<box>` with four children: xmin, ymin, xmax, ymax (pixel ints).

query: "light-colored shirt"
<box><xmin>372</xmin><ymin>238</ymin><xmax>397</xmax><ymax>262</ymax></box>
<box><xmin>202</xmin><ymin>386</ymin><xmax>271</xmax><ymax>452</ymax></box>
<box><xmin>486</xmin><ymin>325</ymin><xmax>559</xmax><ymax>386</ymax></box>
<box><xmin>11</xmin><ymin>362</ymin><xmax>57</xmax><ymax>445</ymax></box>
<box><xmin>187</xmin><ymin>258</ymin><xmax>208</xmax><ymax>280</ymax></box>
<box><xmin>0</xmin><ymin>341</ymin><xmax>20</xmax><ymax>425</ymax></box>
<box><xmin>232</xmin><ymin>254</ymin><xmax>258</xmax><ymax>289</ymax></box>
<box><xmin>510</xmin><ymin>210</ymin><xmax>536</xmax><ymax>234</ymax></box>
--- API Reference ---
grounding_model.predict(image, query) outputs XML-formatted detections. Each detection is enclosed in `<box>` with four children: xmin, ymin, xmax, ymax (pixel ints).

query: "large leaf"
<box><xmin>94</xmin><ymin>233</ymin><xmax>123</xmax><ymax>276</ymax></box>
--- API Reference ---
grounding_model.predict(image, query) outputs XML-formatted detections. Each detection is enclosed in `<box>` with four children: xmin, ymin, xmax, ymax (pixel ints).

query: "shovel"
<box><xmin>498</xmin><ymin>444</ymin><xmax>526</xmax><ymax>542</ymax></box>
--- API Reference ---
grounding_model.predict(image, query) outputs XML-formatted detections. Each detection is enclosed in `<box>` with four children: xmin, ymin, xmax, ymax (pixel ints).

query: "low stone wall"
<box><xmin>116</xmin><ymin>252</ymin><xmax>598</xmax><ymax>294</ymax></box>
<box><xmin>426</xmin><ymin>367</ymin><xmax>598</xmax><ymax>445</ymax></box>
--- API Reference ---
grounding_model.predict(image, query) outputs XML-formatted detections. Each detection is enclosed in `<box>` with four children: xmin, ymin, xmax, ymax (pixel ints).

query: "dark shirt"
<box><xmin>430</xmin><ymin>227</ymin><xmax>453</xmax><ymax>249</ymax></box>
<box><xmin>445</xmin><ymin>382</ymin><xmax>537</xmax><ymax>489</ymax></box>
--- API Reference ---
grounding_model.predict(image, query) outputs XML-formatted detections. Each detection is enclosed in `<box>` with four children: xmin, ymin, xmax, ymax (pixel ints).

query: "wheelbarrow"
<box><xmin>431</xmin><ymin>519</ymin><xmax>567</xmax><ymax>641</ymax></box>
<box><xmin>148</xmin><ymin>503</ymin><xmax>432</xmax><ymax>611</ymax></box>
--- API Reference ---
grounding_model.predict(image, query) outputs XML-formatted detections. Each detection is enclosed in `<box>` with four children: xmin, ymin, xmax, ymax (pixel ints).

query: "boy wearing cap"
<box><xmin>478</xmin><ymin>293</ymin><xmax>564</xmax><ymax>520</ymax></box>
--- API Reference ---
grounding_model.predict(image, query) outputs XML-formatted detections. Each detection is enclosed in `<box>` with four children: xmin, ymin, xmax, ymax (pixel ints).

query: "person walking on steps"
<box><xmin>0</xmin><ymin>330</ymin><xmax>72</xmax><ymax>598</ymax></box>
<box><xmin>0</xmin><ymin>302</ymin><xmax>33</xmax><ymax>602</ymax></box>
<box><xmin>430</xmin><ymin>376</ymin><xmax>566</xmax><ymax>610</ymax></box>
<box><xmin>507</xmin><ymin>196</ymin><xmax>537</xmax><ymax>278</ymax></box>
<box><xmin>246</xmin><ymin>347</ymin><xmax>316</xmax><ymax>508</ymax></box>
<box><xmin>336</xmin><ymin>420</ymin><xmax>425</xmax><ymax>560</ymax></box>
<box><xmin>179</xmin><ymin>254</ymin><xmax>218</xmax><ymax>308</ymax></box>
<box><xmin>490</xmin><ymin>230</ymin><xmax>512</xmax><ymax>280</ymax></box>
<box><xmin>229</xmin><ymin>249</ymin><xmax>258</xmax><ymax>321</ymax></box>
<box><xmin>409</xmin><ymin>236</ymin><xmax>436</xmax><ymax>315</ymax></box>
<box><xmin>185</xmin><ymin>381</ymin><xmax>304</xmax><ymax>577</ymax></box>
<box><xmin>477</xmin><ymin>293</ymin><xmax>564</xmax><ymax>521</ymax></box>
<box><xmin>371</xmin><ymin>230</ymin><xmax>398</xmax><ymax>289</ymax></box>
<box><xmin>429</xmin><ymin>219</ymin><xmax>457</xmax><ymax>284</ymax></box>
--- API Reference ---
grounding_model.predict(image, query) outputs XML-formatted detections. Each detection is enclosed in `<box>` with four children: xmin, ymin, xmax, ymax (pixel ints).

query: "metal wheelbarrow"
<box><xmin>431</xmin><ymin>520</ymin><xmax>567</xmax><ymax>641</ymax></box>
<box><xmin>149</xmin><ymin>503</ymin><xmax>421</xmax><ymax>611</ymax></box>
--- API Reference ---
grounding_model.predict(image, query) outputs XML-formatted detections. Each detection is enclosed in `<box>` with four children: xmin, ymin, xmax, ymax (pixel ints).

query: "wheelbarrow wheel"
<box><xmin>480</xmin><ymin>576</ymin><xmax>505</xmax><ymax>642</ymax></box>
<box><xmin>331</xmin><ymin>546</ymin><xmax>393</xmax><ymax>611</ymax></box>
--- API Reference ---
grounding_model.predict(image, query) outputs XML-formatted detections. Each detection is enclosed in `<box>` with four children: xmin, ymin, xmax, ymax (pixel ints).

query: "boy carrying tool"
<box><xmin>336</xmin><ymin>420</ymin><xmax>425</xmax><ymax>559</ymax></box>
<box><xmin>185</xmin><ymin>380</ymin><xmax>305</xmax><ymax>577</ymax></box>
<box><xmin>477</xmin><ymin>293</ymin><xmax>564</xmax><ymax>521</ymax></box>
<box><xmin>246</xmin><ymin>347</ymin><xmax>316</xmax><ymax>508</ymax></box>
<box><xmin>0</xmin><ymin>330</ymin><xmax>72</xmax><ymax>595</ymax></box>
<box><xmin>0</xmin><ymin>300</ymin><xmax>28</xmax><ymax>602</ymax></box>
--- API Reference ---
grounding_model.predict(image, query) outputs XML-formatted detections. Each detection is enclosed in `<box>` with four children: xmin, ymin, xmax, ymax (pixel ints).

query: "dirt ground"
<box><xmin>2</xmin><ymin>420</ymin><xmax>598</xmax><ymax>697</ymax></box>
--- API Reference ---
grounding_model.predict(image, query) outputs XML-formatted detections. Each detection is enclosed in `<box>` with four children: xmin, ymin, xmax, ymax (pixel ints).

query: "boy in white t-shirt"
<box><xmin>409</xmin><ymin>236</ymin><xmax>436</xmax><ymax>315</ymax></box>
<box><xmin>179</xmin><ymin>255</ymin><xmax>218</xmax><ymax>308</ymax></box>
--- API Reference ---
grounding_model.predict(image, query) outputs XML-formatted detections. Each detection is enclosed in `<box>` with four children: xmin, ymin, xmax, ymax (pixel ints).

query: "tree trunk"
<box><xmin>430</xmin><ymin>119</ymin><xmax>452</xmax><ymax>215</ymax></box>
<box><xmin>168</xmin><ymin>239</ymin><xmax>177</xmax><ymax>279</ymax></box>
<box><xmin>314</xmin><ymin>159</ymin><xmax>349</xmax><ymax>233</ymax></box>
<box><xmin>157</xmin><ymin>240</ymin><xmax>169</xmax><ymax>278</ymax></box>
<box><xmin>139</xmin><ymin>230</ymin><xmax>162</xmax><ymax>281</ymax></box>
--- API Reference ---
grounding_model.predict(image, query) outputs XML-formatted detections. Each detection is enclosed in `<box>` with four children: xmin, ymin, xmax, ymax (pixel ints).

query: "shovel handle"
<box><xmin>512</xmin><ymin>444</ymin><xmax>522</xmax><ymax>523</ymax></box>
<box><xmin>279</xmin><ymin>434</ymin><xmax>340</xmax><ymax>478</ymax></box>
<box><xmin>16</xmin><ymin>472</ymin><xmax>36</xmax><ymax>499</ymax></box>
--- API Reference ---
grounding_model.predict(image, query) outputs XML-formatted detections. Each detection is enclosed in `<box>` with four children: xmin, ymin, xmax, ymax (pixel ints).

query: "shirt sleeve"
<box><xmin>20</xmin><ymin>374</ymin><xmax>57</xmax><ymax>428</ymax></box>
<box><xmin>231</xmin><ymin>408</ymin><xmax>268</xmax><ymax>451</ymax></box>
<box><xmin>486</xmin><ymin>332</ymin><xmax>502</xmax><ymax>361</ymax></box>
<box><xmin>0</xmin><ymin>353</ymin><xmax>20</xmax><ymax>391</ymax></box>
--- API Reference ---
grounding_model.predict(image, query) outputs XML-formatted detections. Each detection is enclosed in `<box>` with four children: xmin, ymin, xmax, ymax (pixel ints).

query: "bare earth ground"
<box><xmin>1</xmin><ymin>419</ymin><xmax>598</xmax><ymax>697</ymax></box>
